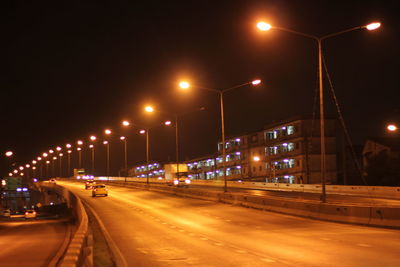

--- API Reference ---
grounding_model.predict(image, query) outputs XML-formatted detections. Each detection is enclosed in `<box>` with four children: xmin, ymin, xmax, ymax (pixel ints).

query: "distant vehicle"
<box><xmin>25</xmin><ymin>210</ymin><xmax>37</xmax><ymax>219</ymax></box>
<box><xmin>49</xmin><ymin>179</ymin><xmax>56</xmax><ymax>183</ymax></box>
<box><xmin>92</xmin><ymin>184</ymin><xmax>108</xmax><ymax>197</ymax></box>
<box><xmin>85</xmin><ymin>180</ymin><xmax>95</xmax><ymax>189</ymax></box>
<box><xmin>164</xmin><ymin>163</ymin><xmax>191</xmax><ymax>187</ymax></box>
<box><xmin>2</xmin><ymin>209</ymin><xmax>11</xmax><ymax>217</ymax></box>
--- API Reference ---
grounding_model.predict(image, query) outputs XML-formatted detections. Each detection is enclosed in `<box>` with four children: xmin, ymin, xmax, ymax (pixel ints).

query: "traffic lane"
<box><xmin>64</xmin><ymin>181</ymin><xmax>282</xmax><ymax>266</ymax></box>
<box><xmin>186</xmin><ymin>184</ymin><xmax>400</xmax><ymax>206</ymax></box>
<box><xmin>61</xmin><ymin>181</ymin><xmax>400</xmax><ymax>267</ymax></box>
<box><xmin>0</xmin><ymin>219</ymin><xmax>70</xmax><ymax>267</ymax></box>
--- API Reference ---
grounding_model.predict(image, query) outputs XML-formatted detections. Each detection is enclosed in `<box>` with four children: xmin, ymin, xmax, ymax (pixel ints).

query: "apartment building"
<box><xmin>129</xmin><ymin>118</ymin><xmax>338</xmax><ymax>184</ymax></box>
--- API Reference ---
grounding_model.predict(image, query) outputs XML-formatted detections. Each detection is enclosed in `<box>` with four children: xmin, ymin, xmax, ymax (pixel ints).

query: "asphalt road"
<box><xmin>0</xmin><ymin>218</ymin><xmax>70</xmax><ymax>267</ymax></box>
<box><xmin>60</xmin><ymin>181</ymin><xmax>400</xmax><ymax>267</ymax></box>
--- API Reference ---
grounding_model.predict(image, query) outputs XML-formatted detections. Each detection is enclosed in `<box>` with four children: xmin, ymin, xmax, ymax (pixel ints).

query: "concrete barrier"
<box><xmin>38</xmin><ymin>183</ymin><xmax>91</xmax><ymax>267</ymax></box>
<box><xmin>99</xmin><ymin>179</ymin><xmax>400</xmax><ymax>229</ymax></box>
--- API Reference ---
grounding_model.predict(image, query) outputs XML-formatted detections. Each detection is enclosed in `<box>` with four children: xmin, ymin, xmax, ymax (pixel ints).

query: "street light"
<box><xmin>139</xmin><ymin>129</ymin><xmax>150</xmax><ymax>184</ymax></box>
<box><xmin>77</xmin><ymin>147</ymin><xmax>82</xmax><ymax>168</ymax></box>
<box><xmin>103</xmin><ymin>141</ymin><xmax>110</xmax><ymax>177</ymax></box>
<box><xmin>387</xmin><ymin>124</ymin><xmax>398</xmax><ymax>132</ymax></box>
<box><xmin>257</xmin><ymin>21</ymin><xmax>380</xmax><ymax>202</ymax></box>
<box><xmin>67</xmin><ymin>150</ymin><xmax>72</xmax><ymax>176</ymax></box>
<box><xmin>179</xmin><ymin>79</ymin><xmax>261</xmax><ymax>192</ymax></box>
<box><xmin>120</xmin><ymin>136</ymin><xmax>128</xmax><ymax>174</ymax></box>
<box><xmin>89</xmin><ymin>144</ymin><xmax>95</xmax><ymax>174</ymax></box>
<box><xmin>5</xmin><ymin>151</ymin><xmax>13</xmax><ymax>157</ymax></box>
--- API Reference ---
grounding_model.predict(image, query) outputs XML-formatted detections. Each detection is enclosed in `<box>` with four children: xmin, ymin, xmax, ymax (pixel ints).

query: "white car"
<box><xmin>25</xmin><ymin>210</ymin><xmax>37</xmax><ymax>219</ymax></box>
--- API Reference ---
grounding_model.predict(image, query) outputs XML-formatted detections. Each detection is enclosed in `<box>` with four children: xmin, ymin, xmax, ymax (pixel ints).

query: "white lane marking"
<box><xmin>357</xmin><ymin>243</ymin><xmax>371</xmax><ymax>247</ymax></box>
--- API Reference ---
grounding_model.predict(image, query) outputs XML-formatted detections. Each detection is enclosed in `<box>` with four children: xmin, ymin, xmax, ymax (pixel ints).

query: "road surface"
<box><xmin>0</xmin><ymin>218</ymin><xmax>70</xmax><ymax>267</ymax></box>
<box><xmin>60</xmin><ymin>180</ymin><xmax>400</xmax><ymax>267</ymax></box>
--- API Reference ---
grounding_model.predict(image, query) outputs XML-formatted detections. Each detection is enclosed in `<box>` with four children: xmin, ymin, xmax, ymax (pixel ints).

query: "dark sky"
<box><xmin>1</xmin><ymin>0</ymin><xmax>399</xmax><ymax>176</ymax></box>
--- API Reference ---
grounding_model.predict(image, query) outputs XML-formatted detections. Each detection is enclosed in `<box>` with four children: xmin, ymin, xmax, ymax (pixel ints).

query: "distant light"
<box><xmin>16</xmin><ymin>188</ymin><xmax>22</xmax><ymax>192</ymax></box>
<box><xmin>283</xmin><ymin>159</ymin><xmax>289</xmax><ymax>163</ymax></box>
<box><xmin>32</xmin><ymin>160</ymin><xmax>37</xmax><ymax>164</ymax></box>
<box><xmin>13</xmin><ymin>170</ymin><xmax>18</xmax><ymax>174</ymax></box>
<box><xmin>5</xmin><ymin>151</ymin><xmax>13</xmax><ymax>157</ymax></box>
<box><xmin>22</xmin><ymin>188</ymin><xmax>28</xmax><ymax>192</ymax></box>
<box><xmin>120</xmin><ymin>136</ymin><xmax>126</xmax><ymax>140</ymax></box>
<box><xmin>49</xmin><ymin>149</ymin><xmax>54</xmax><ymax>154</ymax></box>
<box><xmin>32</xmin><ymin>166</ymin><xmax>36</xmax><ymax>170</ymax></box>
<box><xmin>387</xmin><ymin>124</ymin><xmax>397</xmax><ymax>132</ymax></box>
<box><xmin>33</xmin><ymin>178</ymin><xmax>38</xmax><ymax>182</ymax></box>
<box><xmin>164</xmin><ymin>120</ymin><xmax>172</xmax><ymax>126</ymax></box>
<box><xmin>235</xmin><ymin>138</ymin><xmax>241</xmax><ymax>142</ymax></box>
<box><xmin>77</xmin><ymin>147</ymin><xmax>82</xmax><ymax>151</ymax></box>
<box><xmin>77</xmin><ymin>140</ymin><xmax>83</xmax><ymax>145</ymax></box>
<box><xmin>89</xmin><ymin>144</ymin><xmax>94</xmax><ymax>148</ymax></box>
<box><xmin>145</xmin><ymin>106</ymin><xmax>154</xmax><ymax>113</ymax></box>
<box><xmin>19</xmin><ymin>166</ymin><xmax>24</xmax><ymax>170</ymax></box>
<box><xmin>103</xmin><ymin>141</ymin><xmax>108</xmax><ymax>145</ymax></box>
<box><xmin>104</xmin><ymin>129</ymin><xmax>112</xmax><ymax>135</ymax></box>
<box><xmin>253</xmin><ymin>156</ymin><xmax>260</xmax><ymax>162</ymax></box>
<box><xmin>53</xmin><ymin>157</ymin><xmax>57</xmax><ymax>160</ymax></box>
<box><xmin>179</xmin><ymin>81</ymin><xmax>190</xmax><ymax>89</ymax></box>
<box><xmin>366</xmin><ymin>22</ymin><xmax>381</xmax><ymax>31</ymax></box>
<box><xmin>56</xmin><ymin>146</ymin><xmax>62</xmax><ymax>151</ymax></box>
<box><xmin>66</xmin><ymin>143</ymin><xmax>72</xmax><ymax>148</ymax></box>
<box><xmin>37</xmin><ymin>157</ymin><xmax>42</xmax><ymax>161</ymax></box>
<box><xmin>67</xmin><ymin>150</ymin><xmax>72</xmax><ymax>153</ymax></box>
<box><xmin>8</xmin><ymin>173</ymin><xmax>12</xmax><ymax>177</ymax></box>
<box><xmin>251</xmin><ymin>79</ymin><xmax>261</xmax><ymax>85</ymax></box>
<box><xmin>59</xmin><ymin>153</ymin><xmax>63</xmax><ymax>157</ymax></box>
<box><xmin>25</xmin><ymin>164</ymin><xmax>30</xmax><ymax>168</ymax></box>
<box><xmin>140</xmin><ymin>130</ymin><xmax>146</xmax><ymax>134</ymax></box>
<box><xmin>122</xmin><ymin>120</ymin><xmax>130</xmax><ymax>126</ymax></box>
<box><xmin>257</xmin><ymin>21</ymin><xmax>272</xmax><ymax>31</ymax></box>
<box><xmin>46</xmin><ymin>161</ymin><xmax>50</xmax><ymax>164</ymax></box>
<box><xmin>282</xmin><ymin>143</ymin><xmax>288</xmax><ymax>146</ymax></box>
<box><xmin>90</xmin><ymin>135</ymin><xmax>97</xmax><ymax>141</ymax></box>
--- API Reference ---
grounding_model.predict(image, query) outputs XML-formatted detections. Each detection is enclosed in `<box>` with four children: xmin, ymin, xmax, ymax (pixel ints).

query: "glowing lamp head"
<box><xmin>387</xmin><ymin>124</ymin><xmax>398</xmax><ymax>132</ymax></box>
<box><xmin>46</xmin><ymin>161</ymin><xmax>50</xmax><ymax>164</ymax></box>
<box><xmin>140</xmin><ymin>130</ymin><xmax>146</xmax><ymax>134</ymax></box>
<box><xmin>5</xmin><ymin>151</ymin><xmax>13</xmax><ymax>157</ymax></box>
<box><xmin>49</xmin><ymin>149</ymin><xmax>54</xmax><ymax>154</ymax></box>
<box><xmin>145</xmin><ymin>106</ymin><xmax>154</xmax><ymax>113</ymax></box>
<box><xmin>19</xmin><ymin>166</ymin><xmax>24</xmax><ymax>170</ymax></box>
<box><xmin>164</xmin><ymin>120</ymin><xmax>172</xmax><ymax>126</ymax></box>
<box><xmin>43</xmin><ymin>153</ymin><xmax>48</xmax><ymax>157</ymax></box>
<box><xmin>77</xmin><ymin>140</ymin><xmax>83</xmax><ymax>145</ymax></box>
<box><xmin>251</xmin><ymin>79</ymin><xmax>261</xmax><ymax>85</ymax></box>
<box><xmin>25</xmin><ymin>164</ymin><xmax>30</xmax><ymax>168</ymax></box>
<box><xmin>105</xmin><ymin>129</ymin><xmax>112</xmax><ymax>135</ymax></box>
<box><xmin>37</xmin><ymin>157</ymin><xmax>42</xmax><ymax>161</ymax></box>
<box><xmin>67</xmin><ymin>150</ymin><xmax>72</xmax><ymax>154</ymax></box>
<box><xmin>253</xmin><ymin>156</ymin><xmax>261</xmax><ymax>162</ymax></box>
<box><xmin>120</xmin><ymin>136</ymin><xmax>126</xmax><ymax>140</ymax></box>
<box><xmin>77</xmin><ymin>147</ymin><xmax>81</xmax><ymax>151</ymax></box>
<box><xmin>90</xmin><ymin>135</ymin><xmax>97</xmax><ymax>141</ymax></box>
<box><xmin>56</xmin><ymin>146</ymin><xmax>62</xmax><ymax>151</ymax></box>
<box><xmin>257</xmin><ymin>21</ymin><xmax>272</xmax><ymax>31</ymax></box>
<box><xmin>13</xmin><ymin>170</ymin><xmax>18</xmax><ymax>174</ymax></box>
<box><xmin>366</xmin><ymin>22</ymin><xmax>381</xmax><ymax>31</ymax></box>
<box><xmin>66</xmin><ymin>143</ymin><xmax>72</xmax><ymax>148</ymax></box>
<box><xmin>179</xmin><ymin>81</ymin><xmax>190</xmax><ymax>89</ymax></box>
<box><xmin>122</xmin><ymin>120</ymin><xmax>130</xmax><ymax>126</ymax></box>
<box><xmin>53</xmin><ymin>157</ymin><xmax>57</xmax><ymax>160</ymax></box>
<box><xmin>103</xmin><ymin>141</ymin><xmax>108</xmax><ymax>145</ymax></box>
<box><xmin>32</xmin><ymin>160</ymin><xmax>37</xmax><ymax>164</ymax></box>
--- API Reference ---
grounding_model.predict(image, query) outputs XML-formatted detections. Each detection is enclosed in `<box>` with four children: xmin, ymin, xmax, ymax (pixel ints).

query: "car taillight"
<box><xmin>25</xmin><ymin>212</ymin><xmax>28</xmax><ymax>215</ymax></box>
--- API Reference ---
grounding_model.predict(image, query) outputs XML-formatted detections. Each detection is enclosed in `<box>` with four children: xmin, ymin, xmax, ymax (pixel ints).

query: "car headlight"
<box><xmin>173</xmin><ymin>180</ymin><xmax>179</xmax><ymax>185</ymax></box>
<box><xmin>185</xmin><ymin>179</ymin><xmax>191</xmax><ymax>184</ymax></box>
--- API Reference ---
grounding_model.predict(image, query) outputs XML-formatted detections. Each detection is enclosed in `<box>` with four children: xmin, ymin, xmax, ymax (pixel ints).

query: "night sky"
<box><xmin>1</xmin><ymin>0</ymin><xmax>399</xmax><ymax>176</ymax></box>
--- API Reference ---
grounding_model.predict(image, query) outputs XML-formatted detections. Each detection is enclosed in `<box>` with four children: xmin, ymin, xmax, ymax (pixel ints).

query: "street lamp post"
<box><xmin>59</xmin><ymin>153</ymin><xmax>63</xmax><ymax>177</ymax></box>
<box><xmin>89</xmin><ymin>144</ymin><xmax>95</xmax><ymax>174</ymax></box>
<box><xmin>257</xmin><ymin>21</ymin><xmax>380</xmax><ymax>202</ymax></box>
<box><xmin>103</xmin><ymin>141</ymin><xmax>110</xmax><ymax>178</ymax></box>
<box><xmin>140</xmin><ymin>129</ymin><xmax>150</xmax><ymax>184</ymax></box>
<box><xmin>120</xmin><ymin>136</ymin><xmax>128</xmax><ymax>176</ymax></box>
<box><xmin>179</xmin><ymin>80</ymin><xmax>261</xmax><ymax>192</ymax></box>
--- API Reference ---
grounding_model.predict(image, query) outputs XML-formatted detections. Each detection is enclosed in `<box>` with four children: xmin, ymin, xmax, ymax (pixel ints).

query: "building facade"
<box><xmin>129</xmin><ymin>118</ymin><xmax>338</xmax><ymax>184</ymax></box>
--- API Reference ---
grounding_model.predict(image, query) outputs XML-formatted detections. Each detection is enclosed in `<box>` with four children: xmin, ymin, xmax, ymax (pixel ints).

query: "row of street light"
<box><xmin>5</xmin><ymin>20</ymin><xmax>380</xmax><ymax>202</ymax></box>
